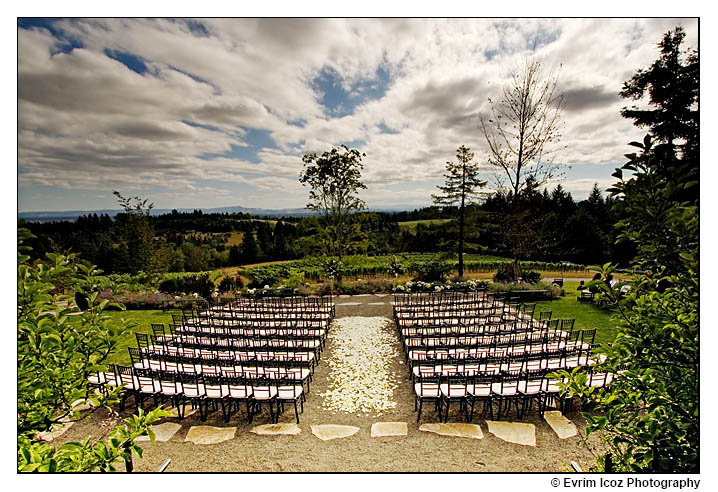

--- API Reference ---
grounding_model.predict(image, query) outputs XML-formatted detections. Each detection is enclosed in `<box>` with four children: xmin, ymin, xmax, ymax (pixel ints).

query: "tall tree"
<box><xmin>431</xmin><ymin>145</ymin><xmax>487</xmax><ymax>277</ymax></box>
<box><xmin>480</xmin><ymin>58</ymin><xmax>566</xmax><ymax>198</ymax></box>
<box><xmin>299</xmin><ymin>145</ymin><xmax>367</xmax><ymax>262</ymax></box>
<box><xmin>620</xmin><ymin>26</ymin><xmax>698</xmax><ymax>179</ymax></box>
<box><xmin>112</xmin><ymin>191</ymin><xmax>167</xmax><ymax>274</ymax></box>
<box><xmin>480</xmin><ymin>58</ymin><xmax>566</xmax><ymax>279</ymax></box>
<box><xmin>558</xmin><ymin>27</ymin><xmax>699</xmax><ymax>472</ymax></box>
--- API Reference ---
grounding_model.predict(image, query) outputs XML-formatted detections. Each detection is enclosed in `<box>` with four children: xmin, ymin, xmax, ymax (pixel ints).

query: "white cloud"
<box><xmin>17</xmin><ymin>18</ymin><xmax>698</xmax><ymax>210</ymax></box>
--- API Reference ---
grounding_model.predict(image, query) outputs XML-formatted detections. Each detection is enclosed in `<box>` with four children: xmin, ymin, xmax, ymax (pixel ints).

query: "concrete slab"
<box><xmin>371</xmin><ymin>422</ymin><xmax>408</xmax><ymax>437</ymax></box>
<box><xmin>311</xmin><ymin>424</ymin><xmax>360</xmax><ymax>441</ymax></box>
<box><xmin>184</xmin><ymin>425</ymin><xmax>236</xmax><ymax>445</ymax></box>
<box><xmin>336</xmin><ymin>302</ymin><xmax>362</xmax><ymax>306</ymax></box>
<box><xmin>137</xmin><ymin>422</ymin><xmax>182</xmax><ymax>442</ymax></box>
<box><xmin>367</xmin><ymin>302</ymin><xmax>387</xmax><ymax>305</ymax></box>
<box><xmin>486</xmin><ymin>421</ymin><xmax>536</xmax><ymax>446</ymax></box>
<box><xmin>419</xmin><ymin>423</ymin><xmax>484</xmax><ymax>439</ymax></box>
<box><xmin>374</xmin><ymin>294</ymin><xmax>390</xmax><ymax>297</ymax></box>
<box><xmin>250</xmin><ymin>423</ymin><xmax>301</xmax><ymax>436</ymax></box>
<box><xmin>543</xmin><ymin>411</ymin><xmax>578</xmax><ymax>439</ymax></box>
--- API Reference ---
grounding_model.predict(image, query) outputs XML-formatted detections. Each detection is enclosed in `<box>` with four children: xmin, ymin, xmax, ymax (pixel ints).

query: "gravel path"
<box><xmin>56</xmin><ymin>294</ymin><xmax>608</xmax><ymax>472</ymax></box>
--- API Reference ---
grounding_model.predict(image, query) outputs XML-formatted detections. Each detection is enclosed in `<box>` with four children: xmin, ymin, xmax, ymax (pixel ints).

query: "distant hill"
<box><xmin>18</xmin><ymin>204</ymin><xmax>420</xmax><ymax>222</ymax></box>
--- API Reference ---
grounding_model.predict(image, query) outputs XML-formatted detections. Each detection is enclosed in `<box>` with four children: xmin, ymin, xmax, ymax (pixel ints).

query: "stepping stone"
<box><xmin>368</xmin><ymin>302</ymin><xmax>387</xmax><ymax>305</ymax></box>
<box><xmin>185</xmin><ymin>425</ymin><xmax>236</xmax><ymax>445</ymax></box>
<box><xmin>250</xmin><ymin>423</ymin><xmax>301</xmax><ymax>436</ymax></box>
<box><xmin>543</xmin><ymin>411</ymin><xmax>578</xmax><ymax>439</ymax></box>
<box><xmin>338</xmin><ymin>295</ymin><xmax>351</xmax><ymax>298</ymax></box>
<box><xmin>354</xmin><ymin>294</ymin><xmax>373</xmax><ymax>297</ymax></box>
<box><xmin>371</xmin><ymin>422</ymin><xmax>408</xmax><ymax>437</ymax></box>
<box><xmin>374</xmin><ymin>294</ymin><xmax>389</xmax><ymax>297</ymax></box>
<box><xmin>486</xmin><ymin>421</ymin><xmax>536</xmax><ymax>446</ymax></box>
<box><xmin>136</xmin><ymin>422</ymin><xmax>181</xmax><ymax>442</ymax></box>
<box><xmin>419</xmin><ymin>423</ymin><xmax>483</xmax><ymax>439</ymax></box>
<box><xmin>311</xmin><ymin>424</ymin><xmax>360</xmax><ymax>441</ymax></box>
<box><xmin>165</xmin><ymin>407</ymin><xmax>198</xmax><ymax>419</ymax></box>
<box><xmin>336</xmin><ymin>302</ymin><xmax>362</xmax><ymax>306</ymax></box>
<box><xmin>38</xmin><ymin>421</ymin><xmax>74</xmax><ymax>442</ymax></box>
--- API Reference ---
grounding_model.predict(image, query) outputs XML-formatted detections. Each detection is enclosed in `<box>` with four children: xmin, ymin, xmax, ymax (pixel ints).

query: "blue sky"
<box><xmin>17</xmin><ymin>17</ymin><xmax>698</xmax><ymax>212</ymax></box>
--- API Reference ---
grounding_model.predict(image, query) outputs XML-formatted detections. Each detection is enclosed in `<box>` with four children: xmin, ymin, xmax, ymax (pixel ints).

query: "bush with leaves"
<box><xmin>553</xmin><ymin>47</ymin><xmax>698</xmax><ymax>472</ymax></box>
<box><xmin>409</xmin><ymin>256</ymin><xmax>453</xmax><ymax>282</ymax></box>
<box><xmin>17</xmin><ymin>227</ymin><xmax>169</xmax><ymax>471</ymax></box>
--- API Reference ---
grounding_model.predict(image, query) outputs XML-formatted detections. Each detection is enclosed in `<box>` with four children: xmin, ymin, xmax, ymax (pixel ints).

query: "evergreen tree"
<box><xmin>432</xmin><ymin>145</ymin><xmax>486</xmax><ymax>277</ymax></box>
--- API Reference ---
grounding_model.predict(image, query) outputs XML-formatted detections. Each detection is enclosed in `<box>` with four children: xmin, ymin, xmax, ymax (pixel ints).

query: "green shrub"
<box><xmin>218</xmin><ymin>276</ymin><xmax>242</xmax><ymax>293</ymax></box>
<box><xmin>247</xmin><ymin>266</ymin><xmax>287</xmax><ymax>288</ymax></box>
<box><xmin>493</xmin><ymin>263</ymin><xmax>517</xmax><ymax>283</ymax></box>
<box><xmin>183</xmin><ymin>274</ymin><xmax>214</xmax><ymax>298</ymax></box>
<box><xmin>410</xmin><ymin>257</ymin><xmax>453</xmax><ymax>282</ymax></box>
<box><xmin>520</xmin><ymin>270</ymin><xmax>541</xmax><ymax>284</ymax></box>
<box><xmin>158</xmin><ymin>277</ymin><xmax>183</xmax><ymax>294</ymax></box>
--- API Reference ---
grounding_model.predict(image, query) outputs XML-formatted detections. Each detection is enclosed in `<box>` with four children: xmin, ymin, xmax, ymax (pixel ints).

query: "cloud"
<box><xmin>17</xmin><ymin>18</ymin><xmax>699</xmax><ymax>211</ymax></box>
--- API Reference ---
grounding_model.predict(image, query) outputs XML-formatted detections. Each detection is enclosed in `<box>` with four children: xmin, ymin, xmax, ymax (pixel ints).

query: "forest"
<box><xmin>21</xmin><ymin>182</ymin><xmax>631</xmax><ymax>276</ymax></box>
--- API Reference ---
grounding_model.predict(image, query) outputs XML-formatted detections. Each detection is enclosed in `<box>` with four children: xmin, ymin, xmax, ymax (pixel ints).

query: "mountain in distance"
<box><xmin>18</xmin><ymin>204</ymin><xmax>422</xmax><ymax>222</ymax></box>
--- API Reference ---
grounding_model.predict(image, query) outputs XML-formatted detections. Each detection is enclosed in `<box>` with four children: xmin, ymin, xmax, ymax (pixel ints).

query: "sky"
<box><xmin>16</xmin><ymin>17</ymin><xmax>699</xmax><ymax>212</ymax></box>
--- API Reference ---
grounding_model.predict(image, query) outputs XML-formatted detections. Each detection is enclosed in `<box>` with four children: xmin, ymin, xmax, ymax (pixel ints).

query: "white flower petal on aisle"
<box><xmin>320</xmin><ymin>316</ymin><xmax>399</xmax><ymax>415</ymax></box>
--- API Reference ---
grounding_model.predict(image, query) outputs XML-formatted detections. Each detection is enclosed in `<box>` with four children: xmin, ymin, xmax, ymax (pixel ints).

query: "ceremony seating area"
<box><xmin>91</xmin><ymin>296</ymin><xmax>334</xmax><ymax>424</ymax></box>
<box><xmin>394</xmin><ymin>291</ymin><xmax>609</xmax><ymax>422</ymax></box>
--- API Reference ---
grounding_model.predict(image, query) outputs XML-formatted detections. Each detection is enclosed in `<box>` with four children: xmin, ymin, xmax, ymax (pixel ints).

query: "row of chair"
<box><xmin>92</xmin><ymin>365</ymin><xmax>305</xmax><ymax>423</ymax></box>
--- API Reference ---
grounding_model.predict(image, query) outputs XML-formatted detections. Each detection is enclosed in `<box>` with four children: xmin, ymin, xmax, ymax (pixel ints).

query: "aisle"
<box><xmin>319</xmin><ymin>316</ymin><xmax>401</xmax><ymax>416</ymax></box>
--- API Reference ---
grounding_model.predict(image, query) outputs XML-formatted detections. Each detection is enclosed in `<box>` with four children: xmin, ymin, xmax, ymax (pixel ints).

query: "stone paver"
<box><xmin>165</xmin><ymin>407</ymin><xmax>197</xmax><ymax>419</ymax></box>
<box><xmin>250</xmin><ymin>423</ymin><xmax>301</xmax><ymax>436</ymax></box>
<box><xmin>373</xmin><ymin>294</ymin><xmax>389</xmax><ymax>297</ymax></box>
<box><xmin>419</xmin><ymin>423</ymin><xmax>484</xmax><ymax>439</ymax></box>
<box><xmin>486</xmin><ymin>421</ymin><xmax>536</xmax><ymax>446</ymax></box>
<box><xmin>311</xmin><ymin>424</ymin><xmax>360</xmax><ymax>441</ymax></box>
<box><xmin>336</xmin><ymin>302</ymin><xmax>362</xmax><ymax>306</ymax></box>
<box><xmin>543</xmin><ymin>411</ymin><xmax>578</xmax><ymax>439</ymax></box>
<box><xmin>185</xmin><ymin>425</ymin><xmax>236</xmax><ymax>445</ymax></box>
<box><xmin>368</xmin><ymin>302</ymin><xmax>387</xmax><ymax>306</ymax></box>
<box><xmin>137</xmin><ymin>422</ymin><xmax>182</xmax><ymax>442</ymax></box>
<box><xmin>371</xmin><ymin>422</ymin><xmax>408</xmax><ymax>437</ymax></box>
<box><xmin>38</xmin><ymin>422</ymin><xmax>74</xmax><ymax>442</ymax></box>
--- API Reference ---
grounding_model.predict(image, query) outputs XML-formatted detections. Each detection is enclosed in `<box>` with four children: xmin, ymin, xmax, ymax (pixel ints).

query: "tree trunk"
<box><xmin>459</xmin><ymin>199</ymin><xmax>465</xmax><ymax>278</ymax></box>
<box><xmin>458</xmin><ymin>166</ymin><xmax>466</xmax><ymax>278</ymax></box>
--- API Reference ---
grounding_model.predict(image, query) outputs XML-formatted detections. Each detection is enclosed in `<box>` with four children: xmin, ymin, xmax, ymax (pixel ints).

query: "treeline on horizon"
<box><xmin>21</xmin><ymin>181</ymin><xmax>634</xmax><ymax>275</ymax></box>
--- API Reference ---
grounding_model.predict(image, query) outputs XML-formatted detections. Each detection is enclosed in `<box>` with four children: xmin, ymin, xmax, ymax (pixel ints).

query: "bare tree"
<box><xmin>432</xmin><ymin>145</ymin><xmax>486</xmax><ymax>278</ymax></box>
<box><xmin>480</xmin><ymin>58</ymin><xmax>566</xmax><ymax>199</ymax></box>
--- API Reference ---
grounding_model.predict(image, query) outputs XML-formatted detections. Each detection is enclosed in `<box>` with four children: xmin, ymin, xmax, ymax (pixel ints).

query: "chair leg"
<box><xmin>417</xmin><ymin>400</ymin><xmax>423</xmax><ymax>422</ymax></box>
<box><xmin>294</xmin><ymin>400</ymin><xmax>299</xmax><ymax>424</ymax></box>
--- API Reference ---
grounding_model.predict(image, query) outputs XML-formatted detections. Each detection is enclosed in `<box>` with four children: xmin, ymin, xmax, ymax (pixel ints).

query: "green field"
<box><xmin>397</xmin><ymin>218</ymin><xmax>451</xmax><ymax>232</ymax></box>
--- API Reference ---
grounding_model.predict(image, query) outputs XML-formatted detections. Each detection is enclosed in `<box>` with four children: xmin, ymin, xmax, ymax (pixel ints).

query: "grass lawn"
<box><xmin>103</xmin><ymin>309</ymin><xmax>175</xmax><ymax>366</ymax></box>
<box><xmin>534</xmin><ymin>281</ymin><xmax>621</xmax><ymax>348</ymax></box>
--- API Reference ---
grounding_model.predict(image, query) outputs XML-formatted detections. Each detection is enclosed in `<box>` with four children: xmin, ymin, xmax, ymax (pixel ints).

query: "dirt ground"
<box><xmin>55</xmin><ymin>294</ymin><xmax>608</xmax><ymax>472</ymax></box>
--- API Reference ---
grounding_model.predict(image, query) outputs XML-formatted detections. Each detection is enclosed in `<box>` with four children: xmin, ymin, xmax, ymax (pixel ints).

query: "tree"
<box><xmin>480</xmin><ymin>59</ymin><xmax>566</xmax><ymax>279</ymax></box>
<box><xmin>17</xmin><ymin>227</ymin><xmax>169</xmax><ymax>471</ymax></box>
<box><xmin>238</xmin><ymin>231</ymin><xmax>260</xmax><ymax>265</ymax></box>
<box><xmin>620</xmin><ymin>26</ymin><xmax>698</xmax><ymax>180</ymax></box>
<box><xmin>432</xmin><ymin>145</ymin><xmax>487</xmax><ymax>277</ymax></box>
<box><xmin>480</xmin><ymin>58</ymin><xmax>566</xmax><ymax>198</ymax></box>
<box><xmin>299</xmin><ymin>145</ymin><xmax>367</xmax><ymax>262</ymax></box>
<box><xmin>112</xmin><ymin>191</ymin><xmax>168</xmax><ymax>274</ymax></box>
<box><xmin>556</xmin><ymin>28</ymin><xmax>698</xmax><ymax>472</ymax></box>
